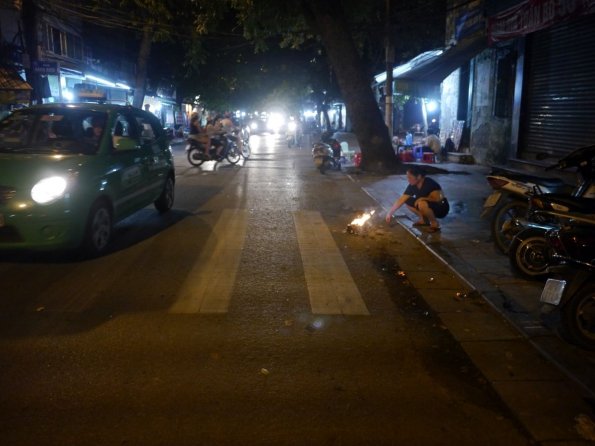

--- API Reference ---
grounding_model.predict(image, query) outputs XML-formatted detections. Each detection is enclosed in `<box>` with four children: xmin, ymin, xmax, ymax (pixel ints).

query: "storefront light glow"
<box><xmin>85</xmin><ymin>74</ymin><xmax>116</xmax><ymax>88</ymax></box>
<box><xmin>62</xmin><ymin>89</ymin><xmax>74</xmax><ymax>101</ymax></box>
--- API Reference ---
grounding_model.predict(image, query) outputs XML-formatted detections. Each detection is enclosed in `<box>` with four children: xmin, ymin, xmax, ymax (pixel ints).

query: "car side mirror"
<box><xmin>113</xmin><ymin>136</ymin><xmax>138</xmax><ymax>151</ymax></box>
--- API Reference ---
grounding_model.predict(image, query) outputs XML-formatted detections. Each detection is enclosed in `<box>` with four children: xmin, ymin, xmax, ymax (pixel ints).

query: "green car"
<box><xmin>0</xmin><ymin>103</ymin><xmax>175</xmax><ymax>256</ymax></box>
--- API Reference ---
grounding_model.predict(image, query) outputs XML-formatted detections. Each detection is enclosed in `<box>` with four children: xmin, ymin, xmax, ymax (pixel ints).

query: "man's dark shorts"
<box><xmin>406</xmin><ymin>198</ymin><xmax>450</xmax><ymax>218</ymax></box>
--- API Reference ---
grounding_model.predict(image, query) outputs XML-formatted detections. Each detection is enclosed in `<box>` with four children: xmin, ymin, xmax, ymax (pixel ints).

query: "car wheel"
<box><xmin>155</xmin><ymin>175</ymin><xmax>175</xmax><ymax>213</ymax></box>
<box><xmin>82</xmin><ymin>200</ymin><xmax>112</xmax><ymax>257</ymax></box>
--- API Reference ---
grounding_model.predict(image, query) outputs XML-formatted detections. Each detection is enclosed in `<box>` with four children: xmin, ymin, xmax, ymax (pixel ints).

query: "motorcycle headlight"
<box><xmin>31</xmin><ymin>176</ymin><xmax>68</xmax><ymax>204</ymax></box>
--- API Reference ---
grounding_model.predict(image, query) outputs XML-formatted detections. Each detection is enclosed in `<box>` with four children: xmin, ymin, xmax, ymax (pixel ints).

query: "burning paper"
<box><xmin>347</xmin><ymin>210</ymin><xmax>376</xmax><ymax>234</ymax></box>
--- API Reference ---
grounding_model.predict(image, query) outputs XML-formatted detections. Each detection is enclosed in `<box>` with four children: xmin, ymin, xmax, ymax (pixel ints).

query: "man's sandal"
<box><xmin>427</xmin><ymin>226</ymin><xmax>441</xmax><ymax>233</ymax></box>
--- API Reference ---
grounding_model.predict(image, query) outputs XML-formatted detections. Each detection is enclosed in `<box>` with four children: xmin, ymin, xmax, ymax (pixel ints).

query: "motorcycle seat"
<box><xmin>490</xmin><ymin>167</ymin><xmax>569</xmax><ymax>189</ymax></box>
<box><xmin>538</xmin><ymin>194</ymin><xmax>595</xmax><ymax>212</ymax></box>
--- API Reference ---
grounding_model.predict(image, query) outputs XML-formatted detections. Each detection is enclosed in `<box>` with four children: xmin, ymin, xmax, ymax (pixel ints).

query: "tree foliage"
<box><xmin>186</xmin><ymin>0</ymin><xmax>444</xmax><ymax>172</ymax></box>
<box><xmin>70</xmin><ymin>0</ymin><xmax>444</xmax><ymax>172</ymax></box>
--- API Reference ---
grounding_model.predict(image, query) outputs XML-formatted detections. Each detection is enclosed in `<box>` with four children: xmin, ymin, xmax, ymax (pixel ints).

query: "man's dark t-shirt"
<box><xmin>404</xmin><ymin>176</ymin><xmax>441</xmax><ymax>200</ymax></box>
<box><xmin>404</xmin><ymin>177</ymin><xmax>449</xmax><ymax>218</ymax></box>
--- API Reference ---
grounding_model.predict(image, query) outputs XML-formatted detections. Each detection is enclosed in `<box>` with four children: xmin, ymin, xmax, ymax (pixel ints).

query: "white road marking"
<box><xmin>169</xmin><ymin>209</ymin><xmax>248</xmax><ymax>314</ymax></box>
<box><xmin>293</xmin><ymin>210</ymin><xmax>369</xmax><ymax>315</ymax></box>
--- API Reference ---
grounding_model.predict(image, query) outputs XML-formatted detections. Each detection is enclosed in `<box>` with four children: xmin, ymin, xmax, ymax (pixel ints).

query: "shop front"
<box><xmin>488</xmin><ymin>0</ymin><xmax>595</xmax><ymax>161</ymax></box>
<box><xmin>0</xmin><ymin>66</ymin><xmax>32</xmax><ymax>118</ymax></box>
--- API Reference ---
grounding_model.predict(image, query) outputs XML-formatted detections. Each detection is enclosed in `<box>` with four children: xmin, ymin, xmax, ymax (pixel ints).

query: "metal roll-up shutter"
<box><xmin>519</xmin><ymin>14</ymin><xmax>595</xmax><ymax>160</ymax></box>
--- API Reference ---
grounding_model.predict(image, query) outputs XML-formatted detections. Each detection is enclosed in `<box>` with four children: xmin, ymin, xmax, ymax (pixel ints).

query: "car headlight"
<box><xmin>31</xmin><ymin>176</ymin><xmax>68</xmax><ymax>204</ymax></box>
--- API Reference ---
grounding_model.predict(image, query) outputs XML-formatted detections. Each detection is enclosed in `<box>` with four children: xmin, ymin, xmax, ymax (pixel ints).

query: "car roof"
<box><xmin>22</xmin><ymin>103</ymin><xmax>146</xmax><ymax>114</ymax></box>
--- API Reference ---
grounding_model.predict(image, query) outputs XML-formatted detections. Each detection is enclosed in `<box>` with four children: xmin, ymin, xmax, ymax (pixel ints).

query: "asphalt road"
<box><xmin>0</xmin><ymin>135</ymin><xmax>532</xmax><ymax>445</ymax></box>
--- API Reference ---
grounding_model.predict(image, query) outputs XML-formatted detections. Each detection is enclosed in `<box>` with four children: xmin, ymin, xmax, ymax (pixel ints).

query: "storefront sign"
<box><xmin>32</xmin><ymin>61</ymin><xmax>59</xmax><ymax>75</ymax></box>
<box><xmin>488</xmin><ymin>0</ymin><xmax>595</xmax><ymax>44</ymax></box>
<box><xmin>456</xmin><ymin>5</ymin><xmax>485</xmax><ymax>41</ymax></box>
<box><xmin>74</xmin><ymin>83</ymin><xmax>107</xmax><ymax>101</ymax></box>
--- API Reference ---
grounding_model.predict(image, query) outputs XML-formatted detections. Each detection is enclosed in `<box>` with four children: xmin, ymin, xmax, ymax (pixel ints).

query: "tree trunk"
<box><xmin>21</xmin><ymin>0</ymin><xmax>42</xmax><ymax>105</ymax></box>
<box><xmin>303</xmin><ymin>0</ymin><xmax>398</xmax><ymax>172</ymax></box>
<box><xmin>132</xmin><ymin>26</ymin><xmax>152</xmax><ymax>109</ymax></box>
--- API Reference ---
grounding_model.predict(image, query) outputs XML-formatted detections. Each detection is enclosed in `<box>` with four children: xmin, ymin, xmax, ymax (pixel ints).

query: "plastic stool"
<box><xmin>422</xmin><ymin>152</ymin><xmax>435</xmax><ymax>163</ymax></box>
<box><xmin>412</xmin><ymin>146</ymin><xmax>423</xmax><ymax>161</ymax></box>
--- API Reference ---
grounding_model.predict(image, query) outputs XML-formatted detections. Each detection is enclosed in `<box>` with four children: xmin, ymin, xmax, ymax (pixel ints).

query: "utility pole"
<box><xmin>385</xmin><ymin>0</ymin><xmax>394</xmax><ymax>138</ymax></box>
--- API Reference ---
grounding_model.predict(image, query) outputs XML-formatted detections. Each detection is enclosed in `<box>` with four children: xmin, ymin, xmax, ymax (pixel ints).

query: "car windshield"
<box><xmin>0</xmin><ymin>108</ymin><xmax>108</xmax><ymax>155</ymax></box>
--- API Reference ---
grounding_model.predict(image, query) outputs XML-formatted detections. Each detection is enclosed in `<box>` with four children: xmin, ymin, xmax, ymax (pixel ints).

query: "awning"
<box><xmin>0</xmin><ymin>66</ymin><xmax>32</xmax><ymax>91</ymax></box>
<box><xmin>0</xmin><ymin>66</ymin><xmax>32</xmax><ymax>104</ymax></box>
<box><xmin>375</xmin><ymin>35</ymin><xmax>487</xmax><ymax>97</ymax></box>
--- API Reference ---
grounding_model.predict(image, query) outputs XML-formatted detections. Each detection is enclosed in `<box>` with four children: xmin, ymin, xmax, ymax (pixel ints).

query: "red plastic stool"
<box><xmin>422</xmin><ymin>153</ymin><xmax>435</xmax><ymax>163</ymax></box>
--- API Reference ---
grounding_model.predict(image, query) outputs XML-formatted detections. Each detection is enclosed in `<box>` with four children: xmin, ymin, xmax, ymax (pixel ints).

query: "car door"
<box><xmin>107</xmin><ymin>112</ymin><xmax>153</xmax><ymax>218</ymax></box>
<box><xmin>132</xmin><ymin>111</ymin><xmax>171</xmax><ymax>201</ymax></box>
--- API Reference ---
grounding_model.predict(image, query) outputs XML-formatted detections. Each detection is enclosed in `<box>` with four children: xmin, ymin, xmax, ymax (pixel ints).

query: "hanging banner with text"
<box><xmin>488</xmin><ymin>0</ymin><xmax>595</xmax><ymax>44</ymax></box>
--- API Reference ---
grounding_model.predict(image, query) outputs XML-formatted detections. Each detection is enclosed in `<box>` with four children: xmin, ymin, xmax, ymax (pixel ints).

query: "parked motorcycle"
<box><xmin>539</xmin><ymin>215</ymin><xmax>595</xmax><ymax>350</ymax></box>
<box><xmin>481</xmin><ymin>168</ymin><xmax>572</xmax><ymax>253</ymax></box>
<box><xmin>186</xmin><ymin>133</ymin><xmax>241</xmax><ymax>167</ymax></box>
<box><xmin>482</xmin><ymin>144</ymin><xmax>595</xmax><ymax>253</ymax></box>
<box><xmin>312</xmin><ymin>131</ymin><xmax>341</xmax><ymax>174</ymax></box>
<box><xmin>508</xmin><ymin>193</ymin><xmax>595</xmax><ymax>278</ymax></box>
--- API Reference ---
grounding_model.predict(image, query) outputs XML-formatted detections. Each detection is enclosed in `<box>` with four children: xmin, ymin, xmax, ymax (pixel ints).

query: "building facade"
<box><xmin>1</xmin><ymin>0</ymin><xmax>181</xmax><ymax>128</ymax></box>
<box><xmin>375</xmin><ymin>0</ymin><xmax>595</xmax><ymax>166</ymax></box>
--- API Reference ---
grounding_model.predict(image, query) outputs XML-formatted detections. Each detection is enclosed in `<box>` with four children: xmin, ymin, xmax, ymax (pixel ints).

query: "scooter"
<box><xmin>539</xmin><ymin>215</ymin><xmax>595</xmax><ymax>350</ymax></box>
<box><xmin>508</xmin><ymin>194</ymin><xmax>595</xmax><ymax>278</ymax></box>
<box><xmin>482</xmin><ymin>144</ymin><xmax>595</xmax><ymax>253</ymax></box>
<box><xmin>507</xmin><ymin>145</ymin><xmax>595</xmax><ymax>278</ymax></box>
<box><xmin>481</xmin><ymin>168</ymin><xmax>572</xmax><ymax>254</ymax></box>
<box><xmin>186</xmin><ymin>133</ymin><xmax>241</xmax><ymax>167</ymax></box>
<box><xmin>286</xmin><ymin>120</ymin><xmax>302</xmax><ymax>148</ymax></box>
<box><xmin>312</xmin><ymin>131</ymin><xmax>341</xmax><ymax>174</ymax></box>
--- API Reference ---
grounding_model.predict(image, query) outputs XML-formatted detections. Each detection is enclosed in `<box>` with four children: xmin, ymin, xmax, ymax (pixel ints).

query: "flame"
<box><xmin>350</xmin><ymin>210</ymin><xmax>375</xmax><ymax>226</ymax></box>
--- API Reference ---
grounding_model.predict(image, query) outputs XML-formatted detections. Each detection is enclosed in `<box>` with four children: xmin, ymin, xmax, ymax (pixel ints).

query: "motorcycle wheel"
<box><xmin>491</xmin><ymin>199</ymin><xmax>528</xmax><ymax>254</ymax></box>
<box><xmin>187</xmin><ymin>145</ymin><xmax>205</xmax><ymax>167</ymax></box>
<box><xmin>226</xmin><ymin>145</ymin><xmax>241</xmax><ymax>164</ymax></box>
<box><xmin>560</xmin><ymin>283</ymin><xmax>595</xmax><ymax>351</ymax></box>
<box><xmin>509</xmin><ymin>233</ymin><xmax>551</xmax><ymax>279</ymax></box>
<box><xmin>319</xmin><ymin>159</ymin><xmax>329</xmax><ymax>174</ymax></box>
<box><xmin>241</xmin><ymin>142</ymin><xmax>251</xmax><ymax>159</ymax></box>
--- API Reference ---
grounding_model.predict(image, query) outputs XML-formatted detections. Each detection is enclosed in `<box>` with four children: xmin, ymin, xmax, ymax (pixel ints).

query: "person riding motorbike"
<box><xmin>205</xmin><ymin>116</ymin><xmax>224</xmax><ymax>160</ymax></box>
<box><xmin>219</xmin><ymin>112</ymin><xmax>243</xmax><ymax>152</ymax></box>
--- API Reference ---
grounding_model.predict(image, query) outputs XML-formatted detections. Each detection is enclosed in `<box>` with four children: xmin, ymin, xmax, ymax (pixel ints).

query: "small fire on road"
<box><xmin>347</xmin><ymin>210</ymin><xmax>376</xmax><ymax>235</ymax></box>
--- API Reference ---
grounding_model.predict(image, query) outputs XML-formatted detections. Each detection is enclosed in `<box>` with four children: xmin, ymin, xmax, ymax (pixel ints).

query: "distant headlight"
<box><xmin>267</xmin><ymin>113</ymin><xmax>285</xmax><ymax>133</ymax></box>
<box><xmin>250</xmin><ymin>122</ymin><xmax>258</xmax><ymax>130</ymax></box>
<box><xmin>31</xmin><ymin>176</ymin><xmax>68</xmax><ymax>204</ymax></box>
<box><xmin>288</xmin><ymin>121</ymin><xmax>297</xmax><ymax>132</ymax></box>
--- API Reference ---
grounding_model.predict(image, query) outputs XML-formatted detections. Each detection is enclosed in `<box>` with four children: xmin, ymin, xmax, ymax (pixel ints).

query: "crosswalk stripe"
<box><xmin>293</xmin><ymin>210</ymin><xmax>369</xmax><ymax>315</ymax></box>
<box><xmin>169</xmin><ymin>209</ymin><xmax>248</xmax><ymax>314</ymax></box>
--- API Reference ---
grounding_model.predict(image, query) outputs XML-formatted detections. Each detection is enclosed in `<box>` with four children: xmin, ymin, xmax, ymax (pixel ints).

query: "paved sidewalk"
<box><xmin>333</xmin><ymin>132</ymin><xmax>595</xmax><ymax>443</ymax></box>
